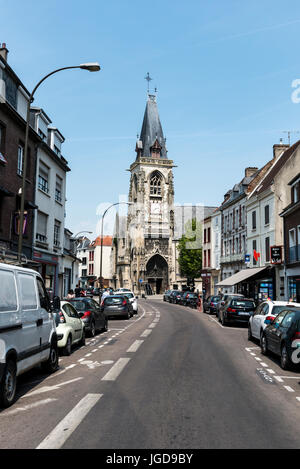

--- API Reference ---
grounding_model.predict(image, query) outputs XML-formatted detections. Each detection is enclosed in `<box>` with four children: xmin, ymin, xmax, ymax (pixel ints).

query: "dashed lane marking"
<box><xmin>140</xmin><ymin>329</ymin><xmax>152</xmax><ymax>338</ymax></box>
<box><xmin>4</xmin><ymin>398</ymin><xmax>58</xmax><ymax>416</ymax></box>
<box><xmin>127</xmin><ymin>340</ymin><xmax>144</xmax><ymax>353</ymax></box>
<box><xmin>284</xmin><ymin>386</ymin><xmax>295</xmax><ymax>392</ymax></box>
<box><xmin>101</xmin><ymin>357</ymin><xmax>131</xmax><ymax>381</ymax></box>
<box><xmin>36</xmin><ymin>394</ymin><xmax>102</xmax><ymax>449</ymax></box>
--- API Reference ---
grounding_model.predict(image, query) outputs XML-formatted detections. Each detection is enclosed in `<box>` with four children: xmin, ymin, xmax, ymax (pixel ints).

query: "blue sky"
<box><xmin>2</xmin><ymin>0</ymin><xmax>300</xmax><ymax>238</ymax></box>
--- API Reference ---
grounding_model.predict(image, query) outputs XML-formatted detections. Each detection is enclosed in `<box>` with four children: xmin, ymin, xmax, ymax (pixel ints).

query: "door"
<box><xmin>267</xmin><ymin>311</ymin><xmax>287</xmax><ymax>353</ymax></box>
<box><xmin>90</xmin><ymin>299</ymin><xmax>105</xmax><ymax>329</ymax></box>
<box><xmin>252</xmin><ymin>303</ymin><xmax>268</xmax><ymax>338</ymax></box>
<box><xmin>63</xmin><ymin>304</ymin><xmax>82</xmax><ymax>342</ymax></box>
<box><xmin>36</xmin><ymin>276</ymin><xmax>53</xmax><ymax>361</ymax></box>
<box><xmin>17</xmin><ymin>272</ymin><xmax>41</xmax><ymax>371</ymax></box>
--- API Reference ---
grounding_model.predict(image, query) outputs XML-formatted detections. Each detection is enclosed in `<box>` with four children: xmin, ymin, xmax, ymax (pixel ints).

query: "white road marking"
<box><xmin>85</xmin><ymin>353</ymin><xmax>92</xmax><ymax>357</ymax></box>
<box><xmin>267</xmin><ymin>369</ymin><xmax>275</xmax><ymax>374</ymax></box>
<box><xmin>275</xmin><ymin>376</ymin><xmax>284</xmax><ymax>383</ymax></box>
<box><xmin>250</xmin><ymin>353</ymin><xmax>256</xmax><ymax>356</ymax></box>
<box><xmin>254</xmin><ymin>357</ymin><xmax>262</xmax><ymax>361</ymax></box>
<box><xmin>78</xmin><ymin>358</ymin><xmax>84</xmax><ymax>362</ymax></box>
<box><xmin>284</xmin><ymin>386</ymin><xmax>295</xmax><ymax>392</ymax></box>
<box><xmin>140</xmin><ymin>329</ymin><xmax>152</xmax><ymax>338</ymax></box>
<box><xmin>4</xmin><ymin>398</ymin><xmax>58</xmax><ymax>415</ymax></box>
<box><xmin>101</xmin><ymin>358</ymin><xmax>131</xmax><ymax>381</ymax></box>
<box><xmin>36</xmin><ymin>394</ymin><xmax>102</xmax><ymax>449</ymax></box>
<box><xmin>296</xmin><ymin>397</ymin><xmax>300</xmax><ymax>402</ymax></box>
<box><xmin>149</xmin><ymin>323</ymin><xmax>157</xmax><ymax>328</ymax></box>
<box><xmin>23</xmin><ymin>377</ymin><xmax>83</xmax><ymax>398</ymax></box>
<box><xmin>127</xmin><ymin>340</ymin><xmax>144</xmax><ymax>353</ymax></box>
<box><xmin>261</xmin><ymin>363</ymin><xmax>268</xmax><ymax>367</ymax></box>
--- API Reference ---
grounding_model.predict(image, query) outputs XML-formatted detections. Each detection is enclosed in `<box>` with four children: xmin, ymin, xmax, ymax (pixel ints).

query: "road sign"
<box><xmin>245</xmin><ymin>254</ymin><xmax>250</xmax><ymax>263</ymax></box>
<box><xmin>139</xmin><ymin>278</ymin><xmax>143</xmax><ymax>283</ymax></box>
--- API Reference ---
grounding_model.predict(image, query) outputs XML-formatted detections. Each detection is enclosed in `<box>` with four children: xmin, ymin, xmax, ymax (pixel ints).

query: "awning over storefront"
<box><xmin>216</xmin><ymin>267</ymin><xmax>267</xmax><ymax>287</ymax></box>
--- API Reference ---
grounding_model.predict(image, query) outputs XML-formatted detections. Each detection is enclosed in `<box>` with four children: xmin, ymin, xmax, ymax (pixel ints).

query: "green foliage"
<box><xmin>177</xmin><ymin>218</ymin><xmax>202</xmax><ymax>279</ymax></box>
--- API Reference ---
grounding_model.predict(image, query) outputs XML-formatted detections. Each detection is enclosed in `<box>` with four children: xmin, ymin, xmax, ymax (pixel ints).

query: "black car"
<box><xmin>101</xmin><ymin>295</ymin><xmax>133</xmax><ymax>319</ymax></box>
<box><xmin>69</xmin><ymin>297</ymin><xmax>108</xmax><ymax>337</ymax></box>
<box><xmin>163</xmin><ymin>290</ymin><xmax>171</xmax><ymax>302</ymax></box>
<box><xmin>180</xmin><ymin>291</ymin><xmax>199</xmax><ymax>308</ymax></box>
<box><xmin>215</xmin><ymin>293</ymin><xmax>245</xmax><ymax>319</ymax></box>
<box><xmin>169</xmin><ymin>290</ymin><xmax>184</xmax><ymax>304</ymax></box>
<box><xmin>203</xmin><ymin>295</ymin><xmax>221</xmax><ymax>314</ymax></box>
<box><xmin>219</xmin><ymin>297</ymin><xmax>256</xmax><ymax>326</ymax></box>
<box><xmin>261</xmin><ymin>307</ymin><xmax>300</xmax><ymax>370</ymax></box>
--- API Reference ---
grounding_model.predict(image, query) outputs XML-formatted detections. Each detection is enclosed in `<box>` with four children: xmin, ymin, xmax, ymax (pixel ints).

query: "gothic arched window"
<box><xmin>150</xmin><ymin>171</ymin><xmax>162</xmax><ymax>196</ymax></box>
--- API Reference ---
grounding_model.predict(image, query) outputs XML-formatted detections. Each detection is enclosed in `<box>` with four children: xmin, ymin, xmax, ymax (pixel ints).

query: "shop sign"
<box><xmin>270</xmin><ymin>246</ymin><xmax>282</xmax><ymax>265</ymax></box>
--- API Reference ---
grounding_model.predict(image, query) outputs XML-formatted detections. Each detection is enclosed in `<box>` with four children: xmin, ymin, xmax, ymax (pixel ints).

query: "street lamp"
<box><xmin>17</xmin><ymin>63</ymin><xmax>101</xmax><ymax>263</ymax></box>
<box><xmin>98</xmin><ymin>202</ymin><xmax>132</xmax><ymax>302</ymax></box>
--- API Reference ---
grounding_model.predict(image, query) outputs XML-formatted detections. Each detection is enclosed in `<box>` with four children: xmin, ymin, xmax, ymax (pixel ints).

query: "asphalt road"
<box><xmin>1</xmin><ymin>299</ymin><xmax>300</xmax><ymax>449</ymax></box>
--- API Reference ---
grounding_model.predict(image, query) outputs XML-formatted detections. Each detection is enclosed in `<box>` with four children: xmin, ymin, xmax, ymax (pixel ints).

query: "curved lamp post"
<box><xmin>17</xmin><ymin>63</ymin><xmax>101</xmax><ymax>263</ymax></box>
<box><xmin>98</xmin><ymin>202</ymin><xmax>132</xmax><ymax>301</ymax></box>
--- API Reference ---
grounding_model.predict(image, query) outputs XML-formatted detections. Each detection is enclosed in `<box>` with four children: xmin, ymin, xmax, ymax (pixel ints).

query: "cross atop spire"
<box><xmin>144</xmin><ymin>72</ymin><xmax>153</xmax><ymax>93</ymax></box>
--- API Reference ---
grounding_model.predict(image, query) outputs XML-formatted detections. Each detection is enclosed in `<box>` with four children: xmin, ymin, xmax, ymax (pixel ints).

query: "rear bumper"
<box><xmin>226</xmin><ymin>313</ymin><xmax>250</xmax><ymax>323</ymax></box>
<box><xmin>104</xmin><ymin>308</ymin><xmax>128</xmax><ymax>318</ymax></box>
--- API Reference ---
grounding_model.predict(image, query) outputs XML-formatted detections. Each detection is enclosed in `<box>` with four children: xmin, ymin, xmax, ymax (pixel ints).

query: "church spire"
<box><xmin>137</xmin><ymin>94</ymin><xmax>167</xmax><ymax>159</ymax></box>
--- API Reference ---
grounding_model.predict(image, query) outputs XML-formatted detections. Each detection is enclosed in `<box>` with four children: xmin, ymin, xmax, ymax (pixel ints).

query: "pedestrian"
<box><xmin>75</xmin><ymin>284</ymin><xmax>81</xmax><ymax>298</ymax></box>
<box><xmin>66</xmin><ymin>289</ymin><xmax>75</xmax><ymax>300</ymax></box>
<box><xmin>101</xmin><ymin>288</ymin><xmax>110</xmax><ymax>303</ymax></box>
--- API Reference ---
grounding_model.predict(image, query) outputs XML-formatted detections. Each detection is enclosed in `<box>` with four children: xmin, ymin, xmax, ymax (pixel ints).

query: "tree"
<box><xmin>177</xmin><ymin>218</ymin><xmax>202</xmax><ymax>284</ymax></box>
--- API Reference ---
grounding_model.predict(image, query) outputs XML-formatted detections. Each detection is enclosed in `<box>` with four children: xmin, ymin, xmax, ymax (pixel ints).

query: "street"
<box><xmin>1</xmin><ymin>298</ymin><xmax>300</xmax><ymax>449</ymax></box>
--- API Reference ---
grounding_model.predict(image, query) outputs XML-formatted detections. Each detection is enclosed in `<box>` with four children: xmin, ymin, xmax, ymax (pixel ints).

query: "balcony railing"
<box><xmin>289</xmin><ymin>245</ymin><xmax>300</xmax><ymax>263</ymax></box>
<box><xmin>220</xmin><ymin>252</ymin><xmax>245</xmax><ymax>264</ymax></box>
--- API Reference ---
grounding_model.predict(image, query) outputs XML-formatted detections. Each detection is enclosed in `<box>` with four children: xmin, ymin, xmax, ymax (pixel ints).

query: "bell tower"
<box><xmin>127</xmin><ymin>93</ymin><xmax>176</xmax><ymax>294</ymax></box>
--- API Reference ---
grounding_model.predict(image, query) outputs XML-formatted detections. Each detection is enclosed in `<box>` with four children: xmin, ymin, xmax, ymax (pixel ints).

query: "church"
<box><xmin>111</xmin><ymin>92</ymin><xmax>177</xmax><ymax>294</ymax></box>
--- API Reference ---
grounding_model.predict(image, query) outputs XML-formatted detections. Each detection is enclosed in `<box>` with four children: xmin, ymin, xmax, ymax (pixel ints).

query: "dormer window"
<box><xmin>150</xmin><ymin>139</ymin><xmax>162</xmax><ymax>159</ymax></box>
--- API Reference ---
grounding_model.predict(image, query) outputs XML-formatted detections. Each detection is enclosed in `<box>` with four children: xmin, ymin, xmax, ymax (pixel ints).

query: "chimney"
<box><xmin>0</xmin><ymin>43</ymin><xmax>8</xmax><ymax>62</ymax></box>
<box><xmin>273</xmin><ymin>138</ymin><xmax>289</xmax><ymax>160</ymax></box>
<box><xmin>245</xmin><ymin>167</ymin><xmax>258</xmax><ymax>178</ymax></box>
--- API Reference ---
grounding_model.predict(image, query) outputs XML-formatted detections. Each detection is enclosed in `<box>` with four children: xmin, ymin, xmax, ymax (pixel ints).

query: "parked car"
<box><xmin>180</xmin><ymin>291</ymin><xmax>199</xmax><ymax>308</ymax></box>
<box><xmin>163</xmin><ymin>290</ymin><xmax>171</xmax><ymax>302</ymax></box>
<box><xmin>219</xmin><ymin>297</ymin><xmax>256</xmax><ymax>326</ymax></box>
<box><xmin>261</xmin><ymin>306</ymin><xmax>300</xmax><ymax>370</ymax></box>
<box><xmin>248</xmin><ymin>300</ymin><xmax>300</xmax><ymax>342</ymax></box>
<box><xmin>203</xmin><ymin>295</ymin><xmax>221</xmax><ymax>314</ymax></box>
<box><xmin>101</xmin><ymin>295</ymin><xmax>133</xmax><ymax>319</ymax></box>
<box><xmin>53</xmin><ymin>301</ymin><xmax>86</xmax><ymax>355</ymax></box>
<box><xmin>121</xmin><ymin>291</ymin><xmax>138</xmax><ymax>314</ymax></box>
<box><xmin>0</xmin><ymin>263</ymin><xmax>59</xmax><ymax>408</ymax></box>
<box><xmin>169</xmin><ymin>290</ymin><xmax>184</xmax><ymax>304</ymax></box>
<box><xmin>69</xmin><ymin>298</ymin><xmax>108</xmax><ymax>337</ymax></box>
<box><xmin>215</xmin><ymin>293</ymin><xmax>245</xmax><ymax>319</ymax></box>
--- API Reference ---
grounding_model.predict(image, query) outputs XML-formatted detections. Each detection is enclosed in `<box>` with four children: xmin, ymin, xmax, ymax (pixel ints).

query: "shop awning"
<box><xmin>216</xmin><ymin>267</ymin><xmax>267</xmax><ymax>287</ymax></box>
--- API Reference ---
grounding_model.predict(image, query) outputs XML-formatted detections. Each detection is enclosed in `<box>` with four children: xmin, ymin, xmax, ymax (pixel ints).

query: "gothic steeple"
<box><xmin>136</xmin><ymin>94</ymin><xmax>167</xmax><ymax>159</ymax></box>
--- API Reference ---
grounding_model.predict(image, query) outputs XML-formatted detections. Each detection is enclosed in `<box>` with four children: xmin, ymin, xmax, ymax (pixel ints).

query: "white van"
<box><xmin>0</xmin><ymin>263</ymin><xmax>59</xmax><ymax>408</ymax></box>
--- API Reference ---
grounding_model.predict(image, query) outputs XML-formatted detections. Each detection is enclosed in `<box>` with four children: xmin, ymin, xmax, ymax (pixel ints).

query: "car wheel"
<box><xmin>261</xmin><ymin>334</ymin><xmax>268</xmax><ymax>356</ymax></box>
<box><xmin>42</xmin><ymin>340</ymin><xmax>59</xmax><ymax>373</ymax></box>
<box><xmin>90</xmin><ymin>321</ymin><xmax>96</xmax><ymax>337</ymax></box>
<box><xmin>63</xmin><ymin>335</ymin><xmax>72</xmax><ymax>356</ymax></box>
<box><xmin>79</xmin><ymin>329</ymin><xmax>86</xmax><ymax>346</ymax></box>
<box><xmin>281</xmin><ymin>344</ymin><xmax>292</xmax><ymax>370</ymax></box>
<box><xmin>0</xmin><ymin>359</ymin><xmax>17</xmax><ymax>408</ymax></box>
<box><xmin>103</xmin><ymin>319</ymin><xmax>108</xmax><ymax>332</ymax></box>
<box><xmin>248</xmin><ymin>323</ymin><xmax>253</xmax><ymax>341</ymax></box>
<box><xmin>125</xmin><ymin>310</ymin><xmax>130</xmax><ymax>320</ymax></box>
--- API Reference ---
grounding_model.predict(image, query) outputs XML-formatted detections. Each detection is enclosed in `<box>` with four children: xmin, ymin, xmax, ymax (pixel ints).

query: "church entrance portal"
<box><xmin>145</xmin><ymin>254</ymin><xmax>168</xmax><ymax>294</ymax></box>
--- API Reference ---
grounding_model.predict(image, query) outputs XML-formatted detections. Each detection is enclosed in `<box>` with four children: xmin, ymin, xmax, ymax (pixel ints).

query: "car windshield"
<box><xmin>123</xmin><ymin>293</ymin><xmax>134</xmax><ymax>299</ymax></box>
<box><xmin>231</xmin><ymin>300</ymin><xmax>256</xmax><ymax>308</ymax></box>
<box><xmin>69</xmin><ymin>300</ymin><xmax>90</xmax><ymax>311</ymax></box>
<box><xmin>105</xmin><ymin>296</ymin><xmax>125</xmax><ymax>305</ymax></box>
